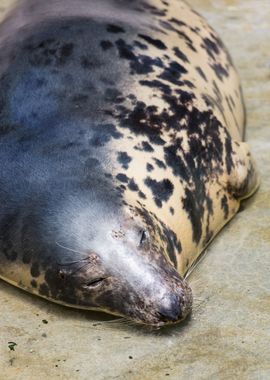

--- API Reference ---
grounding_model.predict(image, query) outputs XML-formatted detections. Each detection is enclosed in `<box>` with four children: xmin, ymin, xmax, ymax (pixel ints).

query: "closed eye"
<box><xmin>85</xmin><ymin>278</ymin><xmax>106</xmax><ymax>288</ymax></box>
<box><xmin>139</xmin><ymin>230</ymin><xmax>148</xmax><ymax>246</ymax></box>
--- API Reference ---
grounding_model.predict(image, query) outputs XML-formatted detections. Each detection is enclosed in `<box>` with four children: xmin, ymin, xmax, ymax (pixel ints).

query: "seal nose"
<box><xmin>158</xmin><ymin>295</ymin><xmax>182</xmax><ymax>322</ymax></box>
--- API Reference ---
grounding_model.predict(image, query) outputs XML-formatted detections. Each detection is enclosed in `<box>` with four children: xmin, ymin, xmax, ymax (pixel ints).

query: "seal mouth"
<box><xmin>123</xmin><ymin>305</ymin><xmax>192</xmax><ymax>329</ymax></box>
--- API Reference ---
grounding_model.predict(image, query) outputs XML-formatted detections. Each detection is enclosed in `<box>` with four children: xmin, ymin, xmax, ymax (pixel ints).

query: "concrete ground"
<box><xmin>0</xmin><ymin>0</ymin><xmax>269</xmax><ymax>379</ymax></box>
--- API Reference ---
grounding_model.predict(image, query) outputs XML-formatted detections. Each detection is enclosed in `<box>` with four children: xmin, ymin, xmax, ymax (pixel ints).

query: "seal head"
<box><xmin>24</xmin><ymin>188</ymin><xmax>192</xmax><ymax>326</ymax></box>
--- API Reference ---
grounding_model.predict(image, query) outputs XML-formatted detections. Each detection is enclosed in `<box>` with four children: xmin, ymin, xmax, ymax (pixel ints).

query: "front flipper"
<box><xmin>227</xmin><ymin>141</ymin><xmax>260</xmax><ymax>200</ymax></box>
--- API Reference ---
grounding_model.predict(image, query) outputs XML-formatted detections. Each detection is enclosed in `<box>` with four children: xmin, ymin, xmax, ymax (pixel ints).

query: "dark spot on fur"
<box><xmin>131</xmin><ymin>55</ymin><xmax>163</xmax><ymax>75</ymax></box>
<box><xmin>115</xmin><ymin>39</ymin><xmax>136</xmax><ymax>60</ymax></box>
<box><xmin>139</xmin><ymin>79</ymin><xmax>171</xmax><ymax>95</ymax></box>
<box><xmin>80</xmin><ymin>56</ymin><xmax>97</xmax><ymax>69</ymax></box>
<box><xmin>104</xmin><ymin>88</ymin><xmax>124</xmax><ymax>103</ymax></box>
<box><xmin>229</xmin><ymin>95</ymin><xmax>236</xmax><ymax>108</ymax></box>
<box><xmin>115</xmin><ymin>101</ymin><xmax>166</xmax><ymax>144</ymax></box>
<box><xmin>115</xmin><ymin>39</ymin><xmax>163</xmax><ymax>75</ymax></box>
<box><xmin>202</xmin><ymin>94</ymin><xmax>213</xmax><ymax>108</ymax></box>
<box><xmin>61</xmin><ymin>43</ymin><xmax>74</xmax><ymax>59</ymax></box>
<box><xmin>159</xmin><ymin>20</ymin><xmax>175</xmax><ymax>32</ymax></box>
<box><xmin>169</xmin><ymin>18</ymin><xmax>187</xmax><ymax>28</ymax></box>
<box><xmin>141</xmin><ymin>141</ymin><xmax>154</xmax><ymax>152</ymax></box>
<box><xmin>174</xmin><ymin>30</ymin><xmax>197</xmax><ymax>52</ymax></box>
<box><xmin>175</xmin><ymin>89</ymin><xmax>195</xmax><ymax>103</ymax></box>
<box><xmin>160</xmin><ymin>223</ymin><xmax>182</xmax><ymax>267</ymax></box>
<box><xmin>128</xmin><ymin>179</ymin><xmax>139</xmax><ymax>192</ymax></box>
<box><xmin>225</xmin><ymin>95</ymin><xmax>234</xmax><ymax>114</ymax></box>
<box><xmin>203</xmin><ymin>229</ymin><xmax>214</xmax><ymax>246</ymax></box>
<box><xmin>89</xmin><ymin>124</ymin><xmax>123</xmax><ymax>147</ymax></box>
<box><xmin>31</xmin><ymin>280</ymin><xmax>37</xmax><ymax>288</ymax></box>
<box><xmin>153</xmin><ymin>158</ymin><xmax>166</xmax><ymax>169</ymax></box>
<box><xmin>107</xmin><ymin>24</ymin><xmax>125</xmax><ymax>34</ymax></box>
<box><xmin>0</xmin><ymin>213</ymin><xmax>19</xmax><ymax>262</ymax></box>
<box><xmin>22</xmin><ymin>251</ymin><xmax>32</xmax><ymax>264</ymax></box>
<box><xmin>138</xmin><ymin>191</ymin><xmax>146</xmax><ymax>199</ymax></box>
<box><xmin>159</xmin><ymin>61</ymin><xmax>187</xmax><ymax>85</ymax></box>
<box><xmin>138</xmin><ymin>34</ymin><xmax>167</xmax><ymax>50</ymax></box>
<box><xmin>201</xmin><ymin>37</ymin><xmax>220</xmax><ymax>60</ymax></box>
<box><xmin>182</xmin><ymin>188</ymin><xmax>203</xmax><ymax>244</ymax></box>
<box><xmin>196</xmin><ymin>67</ymin><xmax>207</xmax><ymax>82</ymax></box>
<box><xmin>183</xmin><ymin>80</ymin><xmax>195</xmax><ymax>89</ymax></box>
<box><xmin>221</xmin><ymin>194</ymin><xmax>229</xmax><ymax>219</ymax></box>
<box><xmin>117</xmin><ymin>152</ymin><xmax>132</xmax><ymax>169</ymax></box>
<box><xmin>100</xmin><ymin>40</ymin><xmax>113</xmax><ymax>50</ymax></box>
<box><xmin>26</xmin><ymin>39</ymin><xmax>74</xmax><ymax>66</ymax></box>
<box><xmin>147</xmin><ymin>163</ymin><xmax>154</xmax><ymax>172</ymax></box>
<box><xmin>39</xmin><ymin>283</ymin><xmax>50</xmax><ymax>297</ymax></box>
<box><xmin>225</xmin><ymin>137</ymin><xmax>234</xmax><ymax>174</ymax></box>
<box><xmin>72</xmin><ymin>94</ymin><xmax>88</xmax><ymax>104</ymax></box>
<box><xmin>144</xmin><ymin>178</ymin><xmax>174</xmax><ymax>207</ymax></box>
<box><xmin>173</xmin><ymin>47</ymin><xmax>189</xmax><ymax>63</ymax></box>
<box><xmin>138</xmin><ymin>2</ymin><xmax>167</xmax><ymax>17</ymax></box>
<box><xmin>164</xmin><ymin>144</ymin><xmax>189</xmax><ymax>183</ymax></box>
<box><xmin>31</xmin><ymin>262</ymin><xmax>40</xmax><ymax>278</ymax></box>
<box><xmin>169</xmin><ymin>207</ymin><xmax>174</xmax><ymax>215</ymax></box>
<box><xmin>211</xmin><ymin>63</ymin><xmax>229</xmax><ymax>81</ymax></box>
<box><xmin>116</xmin><ymin>173</ymin><xmax>129</xmax><ymax>183</ymax></box>
<box><xmin>134</xmin><ymin>40</ymin><xmax>148</xmax><ymax>50</ymax></box>
<box><xmin>84</xmin><ymin>157</ymin><xmax>100</xmax><ymax>169</ymax></box>
<box><xmin>0</xmin><ymin>123</ymin><xmax>17</xmax><ymax>137</ymax></box>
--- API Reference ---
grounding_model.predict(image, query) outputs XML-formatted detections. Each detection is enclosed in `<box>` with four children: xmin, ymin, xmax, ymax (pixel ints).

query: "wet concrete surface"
<box><xmin>0</xmin><ymin>0</ymin><xmax>269</xmax><ymax>379</ymax></box>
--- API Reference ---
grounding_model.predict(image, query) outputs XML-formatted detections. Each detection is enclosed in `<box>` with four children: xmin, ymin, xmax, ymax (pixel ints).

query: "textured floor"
<box><xmin>0</xmin><ymin>1</ymin><xmax>269</xmax><ymax>379</ymax></box>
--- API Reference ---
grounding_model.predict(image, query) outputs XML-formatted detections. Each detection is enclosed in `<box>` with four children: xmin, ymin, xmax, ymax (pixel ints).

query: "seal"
<box><xmin>0</xmin><ymin>0</ymin><xmax>259</xmax><ymax>326</ymax></box>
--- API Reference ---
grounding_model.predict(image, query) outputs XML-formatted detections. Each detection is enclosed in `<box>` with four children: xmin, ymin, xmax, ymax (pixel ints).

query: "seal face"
<box><xmin>0</xmin><ymin>0</ymin><xmax>259</xmax><ymax>326</ymax></box>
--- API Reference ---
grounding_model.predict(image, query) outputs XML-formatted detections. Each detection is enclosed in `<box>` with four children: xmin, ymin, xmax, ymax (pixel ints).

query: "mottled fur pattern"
<box><xmin>0</xmin><ymin>0</ymin><xmax>259</xmax><ymax>325</ymax></box>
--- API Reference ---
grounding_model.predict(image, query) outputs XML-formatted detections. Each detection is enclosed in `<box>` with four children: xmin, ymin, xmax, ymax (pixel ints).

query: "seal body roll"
<box><xmin>0</xmin><ymin>0</ymin><xmax>259</xmax><ymax>326</ymax></box>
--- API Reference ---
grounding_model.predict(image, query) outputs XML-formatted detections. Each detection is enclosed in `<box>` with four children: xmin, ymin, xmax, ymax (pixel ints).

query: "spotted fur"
<box><xmin>0</xmin><ymin>0</ymin><xmax>259</xmax><ymax>326</ymax></box>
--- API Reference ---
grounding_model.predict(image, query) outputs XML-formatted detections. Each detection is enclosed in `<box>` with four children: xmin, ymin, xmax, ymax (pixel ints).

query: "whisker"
<box><xmin>188</xmin><ymin>277</ymin><xmax>204</xmax><ymax>287</ymax></box>
<box><xmin>55</xmin><ymin>241</ymin><xmax>88</xmax><ymax>257</ymax></box>
<box><xmin>184</xmin><ymin>249</ymin><xmax>209</xmax><ymax>279</ymax></box>
<box><xmin>57</xmin><ymin>259</ymin><xmax>89</xmax><ymax>266</ymax></box>
<box><xmin>69</xmin><ymin>261</ymin><xmax>92</xmax><ymax>276</ymax></box>
<box><xmin>103</xmin><ymin>318</ymin><xmax>126</xmax><ymax>324</ymax></box>
<box><xmin>55</xmin><ymin>241</ymin><xmax>89</xmax><ymax>266</ymax></box>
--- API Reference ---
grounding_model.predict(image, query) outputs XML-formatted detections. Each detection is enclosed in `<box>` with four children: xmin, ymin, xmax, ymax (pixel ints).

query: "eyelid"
<box><xmin>85</xmin><ymin>277</ymin><xmax>106</xmax><ymax>288</ymax></box>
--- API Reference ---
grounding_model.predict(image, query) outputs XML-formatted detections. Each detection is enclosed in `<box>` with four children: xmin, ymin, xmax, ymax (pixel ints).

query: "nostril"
<box><xmin>158</xmin><ymin>296</ymin><xmax>182</xmax><ymax>322</ymax></box>
<box><xmin>158</xmin><ymin>307</ymin><xmax>180</xmax><ymax>322</ymax></box>
<box><xmin>85</xmin><ymin>277</ymin><xmax>106</xmax><ymax>289</ymax></box>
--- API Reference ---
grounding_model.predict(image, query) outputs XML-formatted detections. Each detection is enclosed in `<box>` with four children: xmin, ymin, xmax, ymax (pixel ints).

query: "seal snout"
<box><xmin>154</xmin><ymin>281</ymin><xmax>193</xmax><ymax>325</ymax></box>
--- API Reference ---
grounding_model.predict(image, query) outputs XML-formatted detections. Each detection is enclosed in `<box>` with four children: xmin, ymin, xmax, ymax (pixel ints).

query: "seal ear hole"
<box><xmin>85</xmin><ymin>278</ymin><xmax>106</xmax><ymax>289</ymax></box>
<box><xmin>58</xmin><ymin>270</ymin><xmax>66</xmax><ymax>280</ymax></box>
